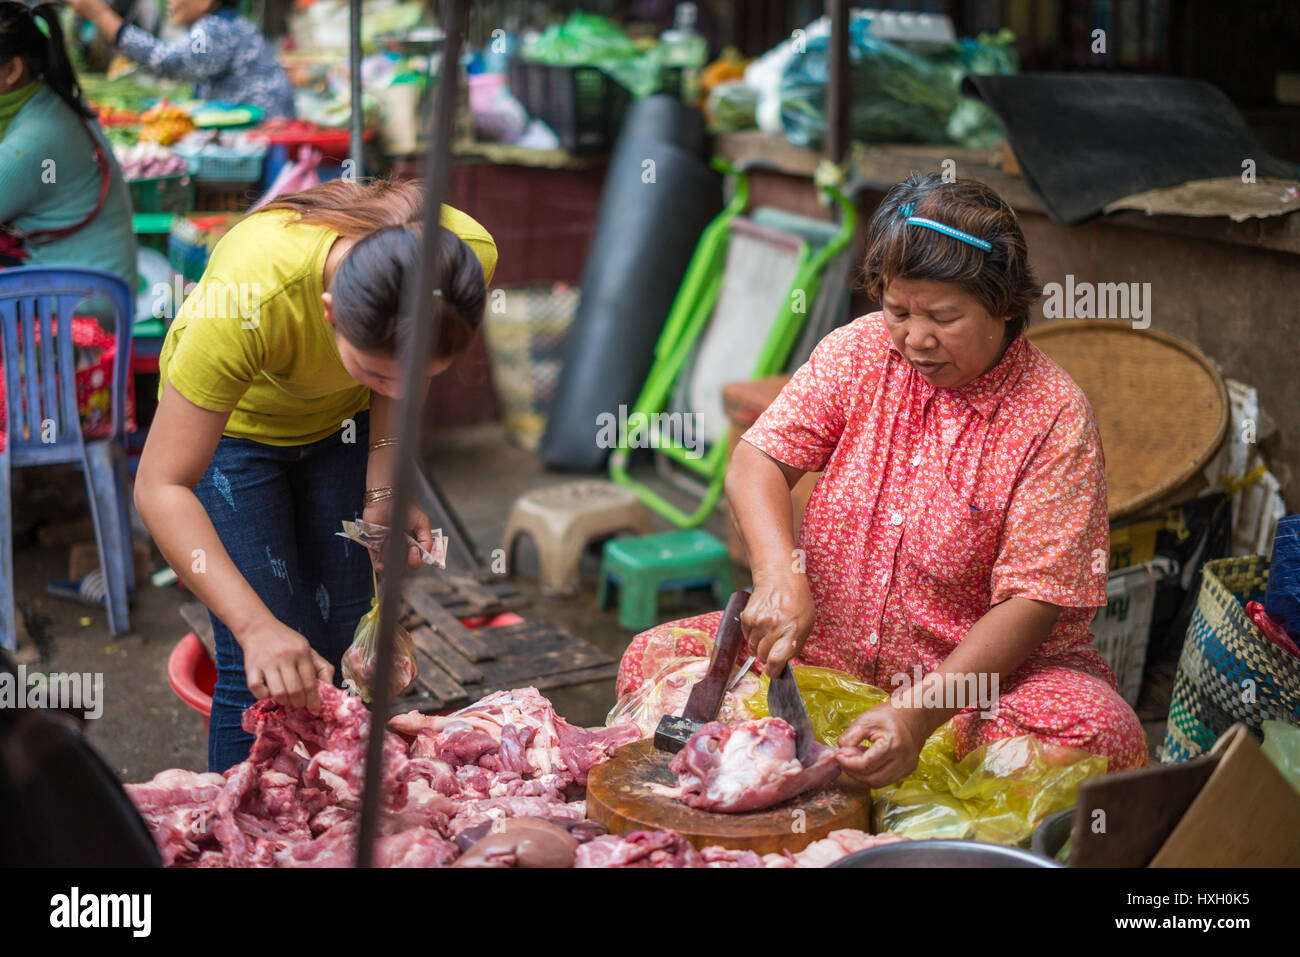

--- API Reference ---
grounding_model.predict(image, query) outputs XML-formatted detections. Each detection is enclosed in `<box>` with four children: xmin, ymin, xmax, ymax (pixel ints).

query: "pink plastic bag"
<box><xmin>251</xmin><ymin>146</ymin><xmax>323</xmax><ymax>211</ymax></box>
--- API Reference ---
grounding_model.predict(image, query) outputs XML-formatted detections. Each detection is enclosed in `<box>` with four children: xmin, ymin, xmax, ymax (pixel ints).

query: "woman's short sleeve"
<box><xmin>741</xmin><ymin>318</ymin><xmax>879</xmax><ymax>473</ymax></box>
<box><xmin>163</xmin><ymin>272</ymin><xmax>264</xmax><ymax>412</ymax></box>
<box><xmin>990</xmin><ymin>398</ymin><xmax>1110</xmax><ymax>608</ymax></box>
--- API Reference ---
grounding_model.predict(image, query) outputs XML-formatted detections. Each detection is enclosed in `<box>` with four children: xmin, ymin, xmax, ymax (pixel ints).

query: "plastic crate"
<box><xmin>1094</xmin><ymin>557</ymin><xmax>1178</xmax><ymax>707</ymax></box>
<box><xmin>133</xmin><ymin>212</ymin><xmax>175</xmax><ymax>254</ymax></box>
<box><xmin>127</xmin><ymin>172</ymin><xmax>194</xmax><ymax>214</ymax></box>
<box><xmin>175</xmin><ymin>144</ymin><xmax>267</xmax><ymax>184</ymax></box>
<box><xmin>168</xmin><ymin>212</ymin><xmax>244</xmax><ymax>283</ymax></box>
<box><xmin>507</xmin><ymin>59</ymin><xmax>631</xmax><ymax>152</ymax></box>
<box><xmin>251</xmin><ymin>122</ymin><xmax>359</xmax><ymax>163</ymax></box>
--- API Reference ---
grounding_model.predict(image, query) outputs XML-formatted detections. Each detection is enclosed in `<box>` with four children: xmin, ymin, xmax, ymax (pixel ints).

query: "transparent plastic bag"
<box><xmin>342</xmin><ymin>573</ymin><xmax>419</xmax><ymax>702</ymax></box>
<box><xmin>873</xmin><ymin>725</ymin><xmax>1106</xmax><ymax>845</ymax></box>
<box><xmin>779</xmin><ymin>18</ymin><xmax>1016</xmax><ymax>149</ymax></box>
<box><xmin>743</xmin><ymin>665</ymin><xmax>1106</xmax><ymax>845</ymax></box>
<box><xmin>605</xmin><ymin>626</ymin><xmax>760</xmax><ymax>737</ymax></box>
<box><xmin>1262</xmin><ymin>720</ymin><xmax>1300</xmax><ymax>793</ymax></box>
<box><xmin>521</xmin><ymin>10</ymin><xmax>666</xmax><ymax>98</ymax></box>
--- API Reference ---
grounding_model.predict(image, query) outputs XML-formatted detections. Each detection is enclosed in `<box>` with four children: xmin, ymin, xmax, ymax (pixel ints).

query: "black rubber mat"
<box><xmin>540</xmin><ymin>104</ymin><xmax>722</xmax><ymax>471</ymax></box>
<box><xmin>962</xmin><ymin>74</ymin><xmax>1297</xmax><ymax>224</ymax></box>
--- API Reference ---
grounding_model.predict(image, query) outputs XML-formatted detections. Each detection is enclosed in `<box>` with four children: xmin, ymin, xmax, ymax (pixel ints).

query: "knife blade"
<box><xmin>653</xmin><ymin>590</ymin><xmax>752</xmax><ymax>753</ymax></box>
<box><xmin>681</xmin><ymin>590</ymin><xmax>751</xmax><ymax>723</ymax></box>
<box><xmin>767</xmin><ymin>665</ymin><xmax>816</xmax><ymax>765</ymax></box>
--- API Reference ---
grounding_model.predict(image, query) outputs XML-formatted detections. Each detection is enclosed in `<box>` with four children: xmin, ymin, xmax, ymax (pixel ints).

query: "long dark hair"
<box><xmin>265</xmin><ymin>180</ymin><xmax>488</xmax><ymax>362</ymax></box>
<box><xmin>329</xmin><ymin>222</ymin><xmax>486</xmax><ymax>361</ymax></box>
<box><xmin>0</xmin><ymin>2</ymin><xmax>93</xmax><ymax>120</ymax></box>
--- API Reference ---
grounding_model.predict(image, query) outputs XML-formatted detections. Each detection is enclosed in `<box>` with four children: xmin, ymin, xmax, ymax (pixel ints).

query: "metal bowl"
<box><xmin>831</xmin><ymin>839</ymin><xmax>1061</xmax><ymax>868</ymax></box>
<box><xmin>1030</xmin><ymin>809</ymin><xmax>1075</xmax><ymax>861</ymax></box>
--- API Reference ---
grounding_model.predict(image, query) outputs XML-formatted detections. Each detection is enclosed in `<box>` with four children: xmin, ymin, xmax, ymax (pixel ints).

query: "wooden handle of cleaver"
<box><xmin>681</xmin><ymin>590</ymin><xmax>751</xmax><ymax>724</ymax></box>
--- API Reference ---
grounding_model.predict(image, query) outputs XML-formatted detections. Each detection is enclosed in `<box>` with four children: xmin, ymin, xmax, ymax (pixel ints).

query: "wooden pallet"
<box><xmin>391</xmin><ymin>618</ymin><xmax>617</xmax><ymax>718</ymax></box>
<box><xmin>390</xmin><ymin>575</ymin><xmax>616</xmax><ymax>717</ymax></box>
<box><xmin>401</xmin><ymin>568</ymin><xmax>530</xmax><ymax>619</ymax></box>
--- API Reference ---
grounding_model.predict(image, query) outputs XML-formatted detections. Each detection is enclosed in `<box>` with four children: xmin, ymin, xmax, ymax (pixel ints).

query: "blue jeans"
<box><xmin>194</xmin><ymin>412</ymin><xmax>372</xmax><ymax>772</ymax></box>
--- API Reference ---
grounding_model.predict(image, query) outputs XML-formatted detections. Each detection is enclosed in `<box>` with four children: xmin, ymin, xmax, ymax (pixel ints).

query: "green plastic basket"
<box><xmin>127</xmin><ymin>172</ymin><xmax>195</xmax><ymax>214</ymax></box>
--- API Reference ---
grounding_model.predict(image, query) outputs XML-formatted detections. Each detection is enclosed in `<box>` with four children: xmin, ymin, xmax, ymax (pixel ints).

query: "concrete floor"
<box><xmin>10</xmin><ymin>422</ymin><xmax>1168</xmax><ymax>783</ymax></box>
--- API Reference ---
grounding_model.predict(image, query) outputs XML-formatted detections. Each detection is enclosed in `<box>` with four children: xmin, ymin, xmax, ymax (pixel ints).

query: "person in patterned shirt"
<box><xmin>69</xmin><ymin>0</ymin><xmax>294</xmax><ymax>118</ymax></box>
<box><xmin>619</xmin><ymin>173</ymin><xmax>1147</xmax><ymax>785</ymax></box>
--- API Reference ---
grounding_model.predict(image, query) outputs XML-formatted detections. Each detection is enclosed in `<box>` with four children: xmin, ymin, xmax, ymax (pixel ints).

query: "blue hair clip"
<box><xmin>901</xmin><ymin>212</ymin><xmax>991</xmax><ymax>253</ymax></box>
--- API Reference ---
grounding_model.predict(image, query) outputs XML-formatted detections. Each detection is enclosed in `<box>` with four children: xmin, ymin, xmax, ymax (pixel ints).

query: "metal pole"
<box><xmin>349</xmin><ymin>0</ymin><xmax>365</xmax><ymax>178</ymax></box>
<box><xmin>354</xmin><ymin>0</ymin><xmax>469</xmax><ymax>869</ymax></box>
<box><xmin>825</xmin><ymin>0</ymin><xmax>850</xmax><ymax>167</ymax></box>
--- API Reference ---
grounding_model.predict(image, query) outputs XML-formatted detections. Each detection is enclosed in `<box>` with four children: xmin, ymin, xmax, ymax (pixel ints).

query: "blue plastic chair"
<box><xmin>1</xmin><ymin>266</ymin><xmax>136</xmax><ymax>645</ymax></box>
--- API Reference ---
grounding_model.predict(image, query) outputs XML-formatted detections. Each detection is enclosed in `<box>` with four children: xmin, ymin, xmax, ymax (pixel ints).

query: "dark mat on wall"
<box><xmin>962</xmin><ymin>74</ymin><xmax>1297</xmax><ymax>225</ymax></box>
<box><xmin>539</xmin><ymin>125</ymin><xmax>722</xmax><ymax>471</ymax></box>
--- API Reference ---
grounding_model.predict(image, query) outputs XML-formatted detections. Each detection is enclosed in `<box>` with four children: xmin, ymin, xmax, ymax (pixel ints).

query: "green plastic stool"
<box><xmin>598</xmin><ymin>529</ymin><xmax>737</xmax><ymax>631</ymax></box>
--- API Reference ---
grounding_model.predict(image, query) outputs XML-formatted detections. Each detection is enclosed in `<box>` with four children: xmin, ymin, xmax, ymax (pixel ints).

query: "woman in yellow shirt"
<box><xmin>134</xmin><ymin>179</ymin><xmax>496</xmax><ymax>771</ymax></box>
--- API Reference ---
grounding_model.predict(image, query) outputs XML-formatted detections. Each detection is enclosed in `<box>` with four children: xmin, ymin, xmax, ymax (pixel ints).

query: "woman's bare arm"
<box><xmin>134</xmin><ymin>383</ymin><xmax>331</xmax><ymax>712</ymax></box>
<box><xmin>725</xmin><ymin>439</ymin><xmax>813</xmax><ymax>675</ymax></box>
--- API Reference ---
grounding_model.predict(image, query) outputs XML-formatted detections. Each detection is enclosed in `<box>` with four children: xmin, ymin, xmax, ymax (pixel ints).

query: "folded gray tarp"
<box><xmin>962</xmin><ymin>74</ymin><xmax>1297</xmax><ymax>225</ymax></box>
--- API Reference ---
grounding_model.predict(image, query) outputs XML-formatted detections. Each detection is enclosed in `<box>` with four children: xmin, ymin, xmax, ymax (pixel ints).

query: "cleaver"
<box><xmin>652</xmin><ymin>590</ymin><xmax>751</xmax><ymax>753</ymax></box>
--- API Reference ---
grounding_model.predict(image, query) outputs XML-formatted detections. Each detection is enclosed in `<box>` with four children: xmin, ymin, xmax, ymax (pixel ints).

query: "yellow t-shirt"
<box><xmin>158</xmin><ymin>204</ymin><xmax>497</xmax><ymax>446</ymax></box>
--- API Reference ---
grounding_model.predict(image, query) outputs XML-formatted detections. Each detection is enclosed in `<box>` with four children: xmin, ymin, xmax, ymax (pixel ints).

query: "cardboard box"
<box><xmin>1068</xmin><ymin>723</ymin><xmax>1300</xmax><ymax>867</ymax></box>
<box><xmin>1150</xmin><ymin>724</ymin><xmax>1300</xmax><ymax>867</ymax></box>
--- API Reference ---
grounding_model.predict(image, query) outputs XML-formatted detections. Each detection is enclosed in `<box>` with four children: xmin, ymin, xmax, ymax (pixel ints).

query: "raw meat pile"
<box><xmin>575</xmin><ymin>828</ymin><xmax>907</xmax><ymax>868</ymax></box>
<box><xmin>126</xmin><ymin>683</ymin><xmax>638</xmax><ymax>867</ymax></box>
<box><xmin>649</xmin><ymin>717</ymin><xmax>849</xmax><ymax>813</ymax></box>
<box><xmin>127</xmin><ymin>686</ymin><xmax>902</xmax><ymax>867</ymax></box>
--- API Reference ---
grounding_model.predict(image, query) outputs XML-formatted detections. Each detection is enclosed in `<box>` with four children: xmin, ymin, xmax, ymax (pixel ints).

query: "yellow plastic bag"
<box><xmin>744</xmin><ymin>665</ymin><xmax>1107</xmax><ymax>845</ymax></box>
<box><xmin>342</xmin><ymin>573</ymin><xmax>419</xmax><ymax>702</ymax></box>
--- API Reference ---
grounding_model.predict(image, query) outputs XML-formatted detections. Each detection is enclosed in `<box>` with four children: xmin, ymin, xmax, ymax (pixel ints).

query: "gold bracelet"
<box><xmin>369</xmin><ymin>437</ymin><xmax>400</xmax><ymax>452</ymax></box>
<box><xmin>363</xmin><ymin>486</ymin><xmax>394</xmax><ymax>505</ymax></box>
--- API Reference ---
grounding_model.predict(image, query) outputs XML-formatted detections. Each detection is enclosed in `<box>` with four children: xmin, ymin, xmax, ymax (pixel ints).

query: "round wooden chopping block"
<box><xmin>586</xmin><ymin>739</ymin><xmax>871</xmax><ymax>855</ymax></box>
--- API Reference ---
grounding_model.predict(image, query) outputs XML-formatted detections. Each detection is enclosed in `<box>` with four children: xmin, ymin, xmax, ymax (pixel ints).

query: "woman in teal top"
<box><xmin>0</xmin><ymin>1</ymin><xmax>135</xmax><ymax>289</ymax></box>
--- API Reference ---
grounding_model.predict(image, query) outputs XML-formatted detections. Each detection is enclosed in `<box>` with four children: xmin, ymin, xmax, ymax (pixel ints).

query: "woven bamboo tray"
<box><xmin>1026</xmin><ymin>321</ymin><xmax>1229</xmax><ymax>521</ymax></box>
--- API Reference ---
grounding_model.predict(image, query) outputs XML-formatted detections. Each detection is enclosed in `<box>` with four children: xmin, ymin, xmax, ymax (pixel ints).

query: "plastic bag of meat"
<box><xmin>743</xmin><ymin>665</ymin><xmax>1106</xmax><ymax>845</ymax></box>
<box><xmin>605</xmin><ymin>655</ymin><xmax>760</xmax><ymax>738</ymax></box>
<box><xmin>342</xmin><ymin>573</ymin><xmax>418</xmax><ymax>703</ymax></box>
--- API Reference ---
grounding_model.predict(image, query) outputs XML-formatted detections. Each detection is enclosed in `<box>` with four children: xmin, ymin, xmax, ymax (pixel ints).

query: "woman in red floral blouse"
<box><xmin>618</xmin><ymin>173</ymin><xmax>1147</xmax><ymax>786</ymax></box>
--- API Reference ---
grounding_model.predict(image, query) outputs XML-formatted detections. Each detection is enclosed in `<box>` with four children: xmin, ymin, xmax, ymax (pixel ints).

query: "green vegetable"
<box><xmin>522</xmin><ymin>11</ymin><xmax>668</xmax><ymax>99</ymax></box>
<box><xmin>779</xmin><ymin>19</ymin><xmax>1017</xmax><ymax>148</ymax></box>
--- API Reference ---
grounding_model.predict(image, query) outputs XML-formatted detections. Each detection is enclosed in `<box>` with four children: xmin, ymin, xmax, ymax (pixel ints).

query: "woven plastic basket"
<box><xmin>1026</xmin><ymin>321</ymin><xmax>1228</xmax><ymax>520</ymax></box>
<box><xmin>483</xmin><ymin>284</ymin><xmax>578</xmax><ymax>450</ymax></box>
<box><xmin>1162</xmin><ymin>555</ymin><xmax>1300</xmax><ymax>762</ymax></box>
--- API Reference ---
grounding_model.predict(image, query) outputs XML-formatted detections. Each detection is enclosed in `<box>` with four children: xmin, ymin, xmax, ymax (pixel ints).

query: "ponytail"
<box><xmin>329</xmin><ymin>223</ymin><xmax>487</xmax><ymax>362</ymax></box>
<box><xmin>0</xmin><ymin>2</ymin><xmax>93</xmax><ymax>120</ymax></box>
